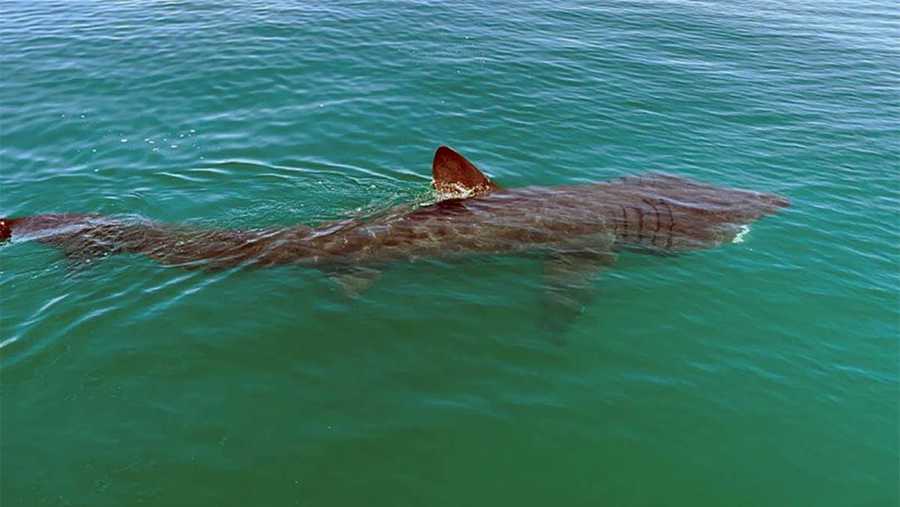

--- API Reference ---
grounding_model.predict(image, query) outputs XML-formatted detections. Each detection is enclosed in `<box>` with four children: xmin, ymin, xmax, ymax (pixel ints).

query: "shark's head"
<box><xmin>431</xmin><ymin>146</ymin><xmax>498</xmax><ymax>200</ymax></box>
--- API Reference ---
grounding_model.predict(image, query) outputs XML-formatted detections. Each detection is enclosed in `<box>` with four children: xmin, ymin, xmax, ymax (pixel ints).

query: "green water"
<box><xmin>1</xmin><ymin>1</ymin><xmax>897</xmax><ymax>505</ymax></box>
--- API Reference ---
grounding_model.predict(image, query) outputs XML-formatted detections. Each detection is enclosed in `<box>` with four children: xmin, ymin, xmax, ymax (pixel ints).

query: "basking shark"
<box><xmin>0</xmin><ymin>146</ymin><xmax>788</xmax><ymax>334</ymax></box>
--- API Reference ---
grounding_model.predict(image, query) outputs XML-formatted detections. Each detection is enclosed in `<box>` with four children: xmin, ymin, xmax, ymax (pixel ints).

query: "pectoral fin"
<box><xmin>539</xmin><ymin>251</ymin><xmax>617</xmax><ymax>344</ymax></box>
<box><xmin>329</xmin><ymin>267</ymin><xmax>383</xmax><ymax>298</ymax></box>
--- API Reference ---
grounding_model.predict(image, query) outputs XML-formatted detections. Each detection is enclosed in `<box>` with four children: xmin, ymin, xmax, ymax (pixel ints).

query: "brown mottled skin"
<box><xmin>0</xmin><ymin>146</ymin><xmax>789</xmax><ymax>271</ymax></box>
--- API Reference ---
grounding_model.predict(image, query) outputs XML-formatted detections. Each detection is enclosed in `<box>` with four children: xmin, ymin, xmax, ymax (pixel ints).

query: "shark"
<box><xmin>0</xmin><ymin>146</ymin><xmax>789</xmax><ymax>335</ymax></box>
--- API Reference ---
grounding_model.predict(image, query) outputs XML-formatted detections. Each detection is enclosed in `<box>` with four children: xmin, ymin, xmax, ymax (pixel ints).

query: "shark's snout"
<box><xmin>762</xmin><ymin>193</ymin><xmax>790</xmax><ymax>209</ymax></box>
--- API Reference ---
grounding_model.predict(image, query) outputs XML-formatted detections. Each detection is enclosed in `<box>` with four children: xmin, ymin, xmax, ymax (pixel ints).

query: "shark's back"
<box><xmin>308</xmin><ymin>169</ymin><xmax>788</xmax><ymax>264</ymax></box>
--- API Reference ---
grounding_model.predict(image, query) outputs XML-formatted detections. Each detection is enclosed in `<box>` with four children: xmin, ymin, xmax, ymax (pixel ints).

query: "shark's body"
<box><xmin>0</xmin><ymin>147</ymin><xmax>788</xmax><ymax>267</ymax></box>
<box><xmin>1</xmin><ymin>147</ymin><xmax>788</xmax><ymax>332</ymax></box>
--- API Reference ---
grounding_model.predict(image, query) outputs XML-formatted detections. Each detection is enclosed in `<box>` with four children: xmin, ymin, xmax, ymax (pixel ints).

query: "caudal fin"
<box><xmin>0</xmin><ymin>214</ymin><xmax>99</xmax><ymax>243</ymax></box>
<box><xmin>0</xmin><ymin>217</ymin><xmax>24</xmax><ymax>242</ymax></box>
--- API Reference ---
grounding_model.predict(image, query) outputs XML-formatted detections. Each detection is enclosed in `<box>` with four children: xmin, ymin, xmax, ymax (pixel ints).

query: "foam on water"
<box><xmin>732</xmin><ymin>224</ymin><xmax>751</xmax><ymax>243</ymax></box>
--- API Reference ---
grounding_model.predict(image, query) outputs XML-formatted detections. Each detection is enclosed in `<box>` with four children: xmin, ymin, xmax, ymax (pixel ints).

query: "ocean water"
<box><xmin>1</xmin><ymin>1</ymin><xmax>897</xmax><ymax>505</ymax></box>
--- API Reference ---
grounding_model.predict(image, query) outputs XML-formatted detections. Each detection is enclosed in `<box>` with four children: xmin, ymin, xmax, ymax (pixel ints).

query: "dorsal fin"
<box><xmin>432</xmin><ymin>146</ymin><xmax>498</xmax><ymax>198</ymax></box>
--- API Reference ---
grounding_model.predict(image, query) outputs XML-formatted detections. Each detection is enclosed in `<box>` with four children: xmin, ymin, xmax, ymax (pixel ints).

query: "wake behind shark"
<box><xmin>0</xmin><ymin>146</ymin><xmax>788</xmax><ymax>333</ymax></box>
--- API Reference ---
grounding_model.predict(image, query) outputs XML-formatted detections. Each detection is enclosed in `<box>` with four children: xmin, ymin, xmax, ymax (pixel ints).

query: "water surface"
<box><xmin>1</xmin><ymin>1</ymin><xmax>897</xmax><ymax>505</ymax></box>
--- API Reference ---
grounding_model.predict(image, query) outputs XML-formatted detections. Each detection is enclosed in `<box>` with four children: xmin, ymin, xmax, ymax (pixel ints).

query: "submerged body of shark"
<box><xmin>1</xmin><ymin>146</ymin><xmax>788</xmax><ymax>334</ymax></box>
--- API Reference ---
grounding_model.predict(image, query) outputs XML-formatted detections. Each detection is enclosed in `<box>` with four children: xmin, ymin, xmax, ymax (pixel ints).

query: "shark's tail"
<box><xmin>0</xmin><ymin>214</ymin><xmax>98</xmax><ymax>243</ymax></box>
<box><xmin>0</xmin><ymin>213</ymin><xmax>289</xmax><ymax>269</ymax></box>
<box><xmin>0</xmin><ymin>217</ymin><xmax>25</xmax><ymax>242</ymax></box>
